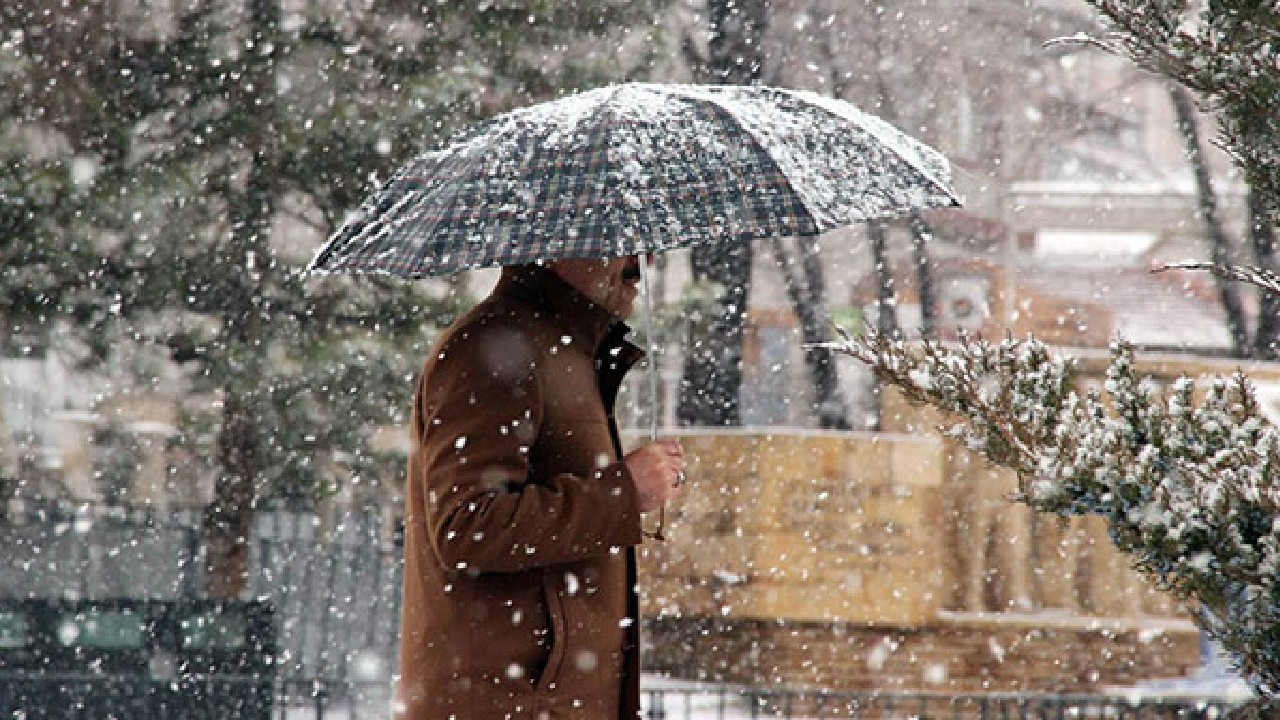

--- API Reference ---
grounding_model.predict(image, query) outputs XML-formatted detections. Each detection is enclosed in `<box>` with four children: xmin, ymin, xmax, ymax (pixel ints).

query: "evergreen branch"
<box><xmin>1043</xmin><ymin>32</ymin><xmax>1124</xmax><ymax>55</ymax></box>
<box><xmin>831</xmin><ymin>328</ymin><xmax>1280</xmax><ymax>701</ymax></box>
<box><xmin>828</xmin><ymin>326</ymin><xmax>1054</xmax><ymax>479</ymax></box>
<box><xmin>1156</xmin><ymin>262</ymin><xmax>1280</xmax><ymax>299</ymax></box>
<box><xmin>1081</xmin><ymin>0</ymin><xmax>1280</xmax><ymax>221</ymax></box>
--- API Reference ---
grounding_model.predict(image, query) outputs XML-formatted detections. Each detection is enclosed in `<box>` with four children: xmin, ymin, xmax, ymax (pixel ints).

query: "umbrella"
<box><xmin>309</xmin><ymin>82</ymin><xmax>958</xmax><ymax>453</ymax></box>
<box><xmin>309</xmin><ymin>82</ymin><xmax>958</xmax><ymax>280</ymax></box>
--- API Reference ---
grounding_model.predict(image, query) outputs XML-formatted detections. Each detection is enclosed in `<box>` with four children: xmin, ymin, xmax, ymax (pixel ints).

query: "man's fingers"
<box><xmin>626</xmin><ymin>441</ymin><xmax>688</xmax><ymax>510</ymax></box>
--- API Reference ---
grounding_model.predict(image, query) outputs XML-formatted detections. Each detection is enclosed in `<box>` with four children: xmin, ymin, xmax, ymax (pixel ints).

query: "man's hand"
<box><xmin>624</xmin><ymin>439</ymin><xmax>686</xmax><ymax>513</ymax></box>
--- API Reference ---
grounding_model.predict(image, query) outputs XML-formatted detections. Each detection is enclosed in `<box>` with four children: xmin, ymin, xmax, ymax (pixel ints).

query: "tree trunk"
<box><xmin>204</xmin><ymin>389</ymin><xmax>264</xmax><ymax>600</ymax></box>
<box><xmin>800</xmin><ymin>238</ymin><xmax>851</xmax><ymax>429</ymax></box>
<box><xmin>201</xmin><ymin>0</ymin><xmax>279</xmax><ymax>600</ymax></box>
<box><xmin>0</xmin><ymin>313</ymin><xmax>20</xmax><ymax>484</ymax></box>
<box><xmin>678</xmin><ymin>0</ymin><xmax>769</xmax><ymax>427</ymax></box>
<box><xmin>767</xmin><ymin>238</ymin><xmax>851</xmax><ymax>429</ymax></box>
<box><xmin>865</xmin><ymin>39</ymin><xmax>938</xmax><ymax>343</ymax></box>
<box><xmin>870</xmin><ymin>222</ymin><xmax>900</xmax><ymax>338</ymax></box>
<box><xmin>867</xmin><ymin>221</ymin><xmax>898</xmax><ymax>432</ymax></box>
<box><xmin>1170</xmin><ymin>84</ymin><xmax>1248</xmax><ymax>356</ymax></box>
<box><xmin>910</xmin><ymin>211</ymin><xmax>937</xmax><ymax>340</ymax></box>
<box><xmin>1250</xmin><ymin>188</ymin><xmax>1280</xmax><ymax>359</ymax></box>
<box><xmin>678</xmin><ymin>248</ymin><xmax>751</xmax><ymax>427</ymax></box>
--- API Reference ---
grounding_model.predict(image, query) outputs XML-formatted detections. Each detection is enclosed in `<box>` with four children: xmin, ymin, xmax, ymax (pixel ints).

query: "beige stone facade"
<box><xmin>638</xmin><ymin>426</ymin><xmax>1204</xmax><ymax>693</ymax></box>
<box><xmin>645</xmin><ymin>615</ymin><xmax>1199</xmax><ymax>695</ymax></box>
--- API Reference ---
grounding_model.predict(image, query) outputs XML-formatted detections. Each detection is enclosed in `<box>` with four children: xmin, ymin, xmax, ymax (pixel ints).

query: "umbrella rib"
<box><xmin>667</xmin><ymin>85</ymin><xmax>822</xmax><ymax>237</ymax></box>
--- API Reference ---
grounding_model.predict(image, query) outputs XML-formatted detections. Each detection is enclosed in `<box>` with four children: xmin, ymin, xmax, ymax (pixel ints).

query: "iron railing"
<box><xmin>640</xmin><ymin>687</ymin><xmax>1243</xmax><ymax>719</ymax></box>
<box><xmin>0</xmin><ymin>676</ymin><xmax>392</xmax><ymax>720</ymax></box>
<box><xmin>0</xmin><ymin>678</ymin><xmax>1246</xmax><ymax>719</ymax></box>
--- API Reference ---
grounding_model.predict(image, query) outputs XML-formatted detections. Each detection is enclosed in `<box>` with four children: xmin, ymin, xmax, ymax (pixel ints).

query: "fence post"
<box><xmin>646</xmin><ymin>689</ymin><xmax>665</xmax><ymax>720</ymax></box>
<box><xmin>184</xmin><ymin>523</ymin><xmax>201</xmax><ymax>597</ymax></box>
<box><xmin>313</xmin><ymin>679</ymin><xmax>327</xmax><ymax>720</ymax></box>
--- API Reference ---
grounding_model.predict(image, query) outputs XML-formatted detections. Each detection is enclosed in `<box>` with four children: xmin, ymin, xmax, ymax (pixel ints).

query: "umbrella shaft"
<box><xmin>641</xmin><ymin>254</ymin><xmax>660</xmax><ymax>443</ymax></box>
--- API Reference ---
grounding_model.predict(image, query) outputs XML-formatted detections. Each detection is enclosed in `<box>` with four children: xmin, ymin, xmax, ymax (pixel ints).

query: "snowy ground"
<box><xmin>641</xmin><ymin>674</ymin><xmax>764</xmax><ymax>719</ymax></box>
<box><xmin>1109</xmin><ymin>669</ymin><xmax>1255</xmax><ymax>705</ymax></box>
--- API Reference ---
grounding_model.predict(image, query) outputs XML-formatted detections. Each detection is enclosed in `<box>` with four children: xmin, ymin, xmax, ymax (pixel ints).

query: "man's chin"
<box><xmin>605</xmin><ymin>289</ymin><xmax>638</xmax><ymax>319</ymax></box>
<box><xmin>609</xmin><ymin>298</ymin><xmax>637</xmax><ymax>320</ymax></box>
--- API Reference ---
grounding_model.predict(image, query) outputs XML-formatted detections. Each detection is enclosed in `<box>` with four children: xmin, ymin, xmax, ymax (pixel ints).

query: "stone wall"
<box><xmin>644</xmin><ymin>615</ymin><xmax>1199</xmax><ymax>694</ymax></box>
<box><xmin>638</xmin><ymin>429</ymin><xmax>1202</xmax><ymax>693</ymax></box>
<box><xmin>642</xmin><ymin>431</ymin><xmax>946</xmax><ymax>626</ymax></box>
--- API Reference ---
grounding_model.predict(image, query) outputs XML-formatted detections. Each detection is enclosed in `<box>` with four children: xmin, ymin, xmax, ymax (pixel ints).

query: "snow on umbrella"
<box><xmin>307</xmin><ymin>81</ymin><xmax>959</xmax><ymax>278</ymax></box>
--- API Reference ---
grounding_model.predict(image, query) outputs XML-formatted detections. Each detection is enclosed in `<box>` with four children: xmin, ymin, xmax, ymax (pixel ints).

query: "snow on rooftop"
<box><xmin>1016</xmin><ymin>265</ymin><xmax>1233</xmax><ymax>350</ymax></box>
<box><xmin>1034</xmin><ymin>229</ymin><xmax>1157</xmax><ymax>262</ymax></box>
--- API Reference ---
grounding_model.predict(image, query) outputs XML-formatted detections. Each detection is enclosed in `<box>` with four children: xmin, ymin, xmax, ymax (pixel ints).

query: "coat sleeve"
<box><xmin>415</xmin><ymin>331</ymin><xmax>645</xmax><ymax>575</ymax></box>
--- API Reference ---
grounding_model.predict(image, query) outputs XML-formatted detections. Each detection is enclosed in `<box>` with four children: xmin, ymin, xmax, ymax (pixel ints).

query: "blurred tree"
<box><xmin>0</xmin><ymin>0</ymin><xmax>669</xmax><ymax>598</ymax></box>
<box><xmin>1060</xmin><ymin>1</ymin><xmax>1279</xmax><ymax>356</ymax></box>
<box><xmin>762</xmin><ymin>234</ymin><xmax>852</xmax><ymax>429</ymax></box>
<box><xmin>1083</xmin><ymin>0</ymin><xmax>1279</xmax><ymax>223</ymax></box>
<box><xmin>677</xmin><ymin>0</ymin><xmax>769</xmax><ymax>428</ymax></box>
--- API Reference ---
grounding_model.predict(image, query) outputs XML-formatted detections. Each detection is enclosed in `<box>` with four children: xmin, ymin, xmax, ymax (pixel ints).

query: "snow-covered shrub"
<box><xmin>831</xmin><ymin>325</ymin><xmax>1280</xmax><ymax>708</ymax></box>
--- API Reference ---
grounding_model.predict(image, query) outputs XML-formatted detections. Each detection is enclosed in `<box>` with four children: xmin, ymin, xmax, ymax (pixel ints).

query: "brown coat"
<box><xmin>396</xmin><ymin>265</ymin><xmax>646</xmax><ymax>720</ymax></box>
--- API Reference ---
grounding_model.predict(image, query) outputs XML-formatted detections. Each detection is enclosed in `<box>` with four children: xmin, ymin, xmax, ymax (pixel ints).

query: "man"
<box><xmin>395</xmin><ymin>255</ymin><xmax>685</xmax><ymax>719</ymax></box>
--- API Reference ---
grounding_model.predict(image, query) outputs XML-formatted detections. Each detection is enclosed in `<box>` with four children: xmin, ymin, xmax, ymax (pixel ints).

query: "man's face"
<box><xmin>549</xmin><ymin>255</ymin><xmax>644</xmax><ymax>319</ymax></box>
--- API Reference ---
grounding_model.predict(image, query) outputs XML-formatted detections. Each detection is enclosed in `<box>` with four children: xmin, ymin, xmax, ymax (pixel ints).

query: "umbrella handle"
<box><xmin>640</xmin><ymin>254</ymin><xmax>667</xmax><ymax>542</ymax></box>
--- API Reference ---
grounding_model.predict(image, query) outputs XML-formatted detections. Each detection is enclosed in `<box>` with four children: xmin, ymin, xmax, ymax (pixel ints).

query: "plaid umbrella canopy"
<box><xmin>307</xmin><ymin>82</ymin><xmax>959</xmax><ymax>277</ymax></box>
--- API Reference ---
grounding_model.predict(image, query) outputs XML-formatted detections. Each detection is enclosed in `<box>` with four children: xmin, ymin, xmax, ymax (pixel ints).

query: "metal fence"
<box><xmin>0</xmin><ymin>676</ymin><xmax>391</xmax><ymax>719</ymax></box>
<box><xmin>639</xmin><ymin>688</ymin><xmax>1243</xmax><ymax>719</ymax></box>
<box><xmin>0</xmin><ymin>498</ymin><xmax>404</xmax><ymax>684</ymax></box>
<box><xmin>0</xmin><ymin>678</ymin><xmax>1244</xmax><ymax>719</ymax></box>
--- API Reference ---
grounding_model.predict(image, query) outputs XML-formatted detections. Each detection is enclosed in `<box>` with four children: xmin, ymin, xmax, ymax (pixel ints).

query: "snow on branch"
<box><xmin>1042</xmin><ymin>32</ymin><xmax>1126</xmax><ymax>55</ymax></box>
<box><xmin>1156</xmin><ymin>261</ymin><xmax>1280</xmax><ymax>299</ymax></box>
<box><xmin>830</xmin><ymin>325</ymin><xmax>1280</xmax><ymax>704</ymax></box>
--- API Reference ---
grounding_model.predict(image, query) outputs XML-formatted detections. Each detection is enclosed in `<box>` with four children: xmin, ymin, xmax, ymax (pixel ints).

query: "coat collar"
<box><xmin>498</xmin><ymin>265</ymin><xmax>646</xmax><ymax>409</ymax></box>
<box><xmin>498</xmin><ymin>264</ymin><xmax>633</xmax><ymax>352</ymax></box>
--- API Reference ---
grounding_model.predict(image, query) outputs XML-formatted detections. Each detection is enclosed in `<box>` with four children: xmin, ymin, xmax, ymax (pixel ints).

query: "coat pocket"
<box><xmin>464</xmin><ymin>573</ymin><xmax>557</xmax><ymax>690</ymax></box>
<box><xmin>536</xmin><ymin>571</ymin><xmax>568</xmax><ymax>693</ymax></box>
